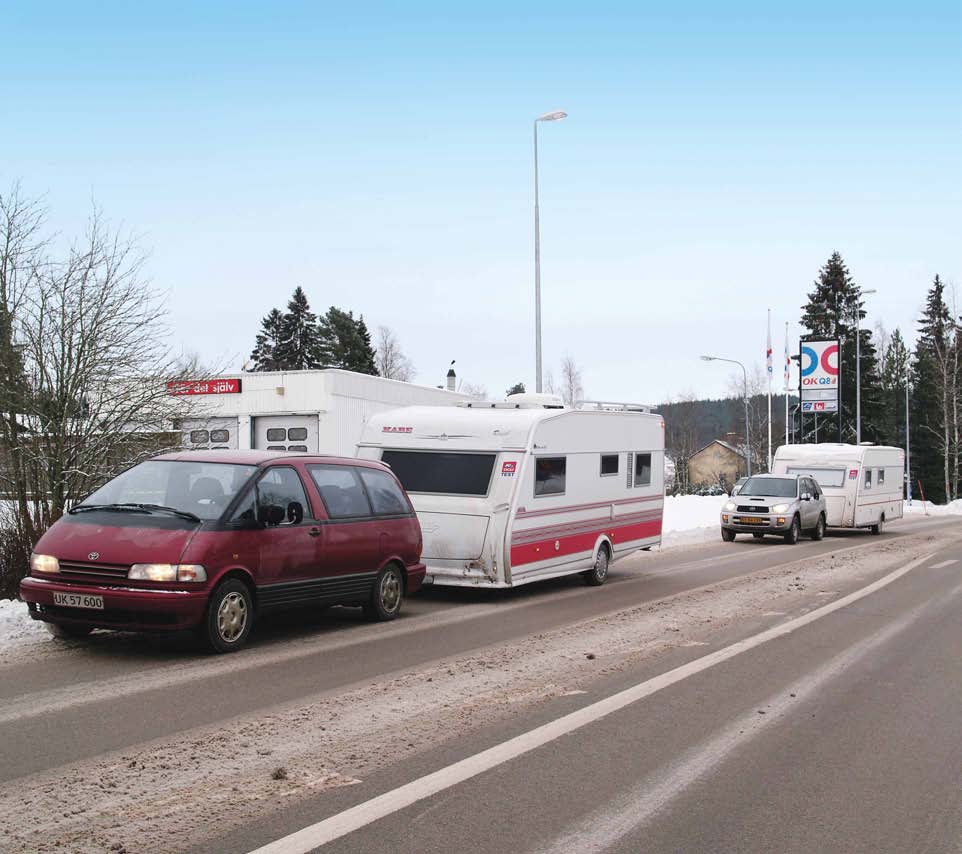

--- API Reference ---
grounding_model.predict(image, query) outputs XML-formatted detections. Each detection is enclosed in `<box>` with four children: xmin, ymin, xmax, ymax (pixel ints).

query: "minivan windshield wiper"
<box><xmin>68</xmin><ymin>503</ymin><xmax>201</xmax><ymax>523</ymax></box>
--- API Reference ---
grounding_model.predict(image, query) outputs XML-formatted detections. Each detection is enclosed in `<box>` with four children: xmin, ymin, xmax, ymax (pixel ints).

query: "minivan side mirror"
<box><xmin>259</xmin><ymin>504</ymin><xmax>287</xmax><ymax>526</ymax></box>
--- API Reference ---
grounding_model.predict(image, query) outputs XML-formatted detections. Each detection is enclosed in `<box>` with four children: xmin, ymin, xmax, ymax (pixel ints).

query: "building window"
<box><xmin>266</xmin><ymin>428</ymin><xmax>286</xmax><ymax>442</ymax></box>
<box><xmin>535</xmin><ymin>457</ymin><xmax>566</xmax><ymax>497</ymax></box>
<box><xmin>288</xmin><ymin>427</ymin><xmax>308</xmax><ymax>441</ymax></box>
<box><xmin>600</xmin><ymin>454</ymin><xmax>619</xmax><ymax>476</ymax></box>
<box><xmin>209</xmin><ymin>429</ymin><xmax>230</xmax><ymax>444</ymax></box>
<box><xmin>189</xmin><ymin>430</ymin><xmax>209</xmax><ymax>444</ymax></box>
<box><xmin>634</xmin><ymin>453</ymin><xmax>652</xmax><ymax>487</ymax></box>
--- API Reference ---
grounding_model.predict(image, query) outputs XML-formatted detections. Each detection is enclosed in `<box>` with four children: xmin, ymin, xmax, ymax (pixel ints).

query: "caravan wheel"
<box><xmin>582</xmin><ymin>545</ymin><xmax>610</xmax><ymax>587</ymax></box>
<box><xmin>871</xmin><ymin>515</ymin><xmax>885</xmax><ymax>535</ymax></box>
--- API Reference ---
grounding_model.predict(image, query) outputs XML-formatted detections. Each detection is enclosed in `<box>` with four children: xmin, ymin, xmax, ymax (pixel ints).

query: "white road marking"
<box><xmin>931</xmin><ymin>559</ymin><xmax>958</xmax><ymax>569</ymax></box>
<box><xmin>534</xmin><ymin>599</ymin><xmax>935</xmax><ymax>853</ymax></box>
<box><xmin>246</xmin><ymin>551</ymin><xmax>935</xmax><ymax>854</ymax></box>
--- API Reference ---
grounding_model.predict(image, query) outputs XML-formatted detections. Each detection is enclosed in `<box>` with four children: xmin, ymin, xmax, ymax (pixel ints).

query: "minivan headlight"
<box><xmin>128</xmin><ymin>564</ymin><xmax>207</xmax><ymax>582</ymax></box>
<box><xmin>31</xmin><ymin>554</ymin><xmax>60</xmax><ymax>574</ymax></box>
<box><xmin>771</xmin><ymin>503</ymin><xmax>790</xmax><ymax>514</ymax></box>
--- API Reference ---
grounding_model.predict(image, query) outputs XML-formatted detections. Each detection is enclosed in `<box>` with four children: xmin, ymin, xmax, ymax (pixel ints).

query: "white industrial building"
<box><xmin>173</xmin><ymin>369</ymin><xmax>470</xmax><ymax>456</ymax></box>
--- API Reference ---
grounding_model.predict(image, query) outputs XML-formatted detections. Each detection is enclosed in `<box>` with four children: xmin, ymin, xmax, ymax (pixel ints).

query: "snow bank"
<box><xmin>905</xmin><ymin>499</ymin><xmax>962</xmax><ymax>517</ymax></box>
<box><xmin>660</xmin><ymin>494</ymin><xmax>728</xmax><ymax>547</ymax></box>
<box><xmin>0</xmin><ymin>597</ymin><xmax>48</xmax><ymax>663</ymax></box>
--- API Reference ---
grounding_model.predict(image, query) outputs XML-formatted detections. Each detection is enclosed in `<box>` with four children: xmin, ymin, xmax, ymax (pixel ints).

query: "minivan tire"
<box><xmin>811</xmin><ymin>514</ymin><xmax>826</xmax><ymax>541</ymax></box>
<box><xmin>203</xmin><ymin>579</ymin><xmax>253</xmax><ymax>653</ymax></box>
<box><xmin>364</xmin><ymin>564</ymin><xmax>404</xmax><ymax>621</ymax></box>
<box><xmin>582</xmin><ymin>545</ymin><xmax>611</xmax><ymax>585</ymax></box>
<box><xmin>46</xmin><ymin>622</ymin><xmax>93</xmax><ymax>640</ymax></box>
<box><xmin>784</xmin><ymin>515</ymin><xmax>800</xmax><ymax>545</ymax></box>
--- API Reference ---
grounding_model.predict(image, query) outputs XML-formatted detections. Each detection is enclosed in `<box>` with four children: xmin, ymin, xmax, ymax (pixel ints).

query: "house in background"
<box><xmin>688</xmin><ymin>438</ymin><xmax>749</xmax><ymax>492</ymax></box>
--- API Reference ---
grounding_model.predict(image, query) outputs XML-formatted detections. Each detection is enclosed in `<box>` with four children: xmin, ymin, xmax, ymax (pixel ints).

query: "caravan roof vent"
<box><xmin>504</xmin><ymin>393</ymin><xmax>566</xmax><ymax>409</ymax></box>
<box><xmin>576</xmin><ymin>400</ymin><xmax>656</xmax><ymax>413</ymax></box>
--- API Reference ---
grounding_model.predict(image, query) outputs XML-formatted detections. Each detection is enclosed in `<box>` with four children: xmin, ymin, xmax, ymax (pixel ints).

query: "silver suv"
<box><xmin>720</xmin><ymin>474</ymin><xmax>827</xmax><ymax>544</ymax></box>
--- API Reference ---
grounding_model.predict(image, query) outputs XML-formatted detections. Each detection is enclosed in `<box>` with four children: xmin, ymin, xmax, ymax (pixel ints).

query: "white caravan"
<box><xmin>357</xmin><ymin>400</ymin><xmax>665</xmax><ymax>588</ymax></box>
<box><xmin>771</xmin><ymin>443</ymin><xmax>904</xmax><ymax>533</ymax></box>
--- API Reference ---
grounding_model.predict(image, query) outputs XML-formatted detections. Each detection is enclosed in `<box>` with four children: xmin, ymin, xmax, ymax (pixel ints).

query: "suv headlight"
<box><xmin>724</xmin><ymin>501</ymin><xmax>736</xmax><ymax>511</ymax></box>
<box><xmin>128</xmin><ymin>564</ymin><xmax>207</xmax><ymax>582</ymax></box>
<box><xmin>771</xmin><ymin>503</ymin><xmax>790</xmax><ymax>514</ymax></box>
<box><xmin>30</xmin><ymin>554</ymin><xmax>60</xmax><ymax>574</ymax></box>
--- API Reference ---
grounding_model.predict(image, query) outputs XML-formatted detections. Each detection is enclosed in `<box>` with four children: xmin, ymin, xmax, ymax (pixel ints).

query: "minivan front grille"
<box><xmin>58</xmin><ymin>561</ymin><xmax>129</xmax><ymax>583</ymax></box>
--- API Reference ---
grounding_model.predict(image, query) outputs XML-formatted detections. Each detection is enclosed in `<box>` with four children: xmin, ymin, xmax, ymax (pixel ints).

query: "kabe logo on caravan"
<box><xmin>501</xmin><ymin>461</ymin><xmax>517</xmax><ymax>477</ymax></box>
<box><xmin>382</xmin><ymin>426</ymin><xmax>414</xmax><ymax>433</ymax></box>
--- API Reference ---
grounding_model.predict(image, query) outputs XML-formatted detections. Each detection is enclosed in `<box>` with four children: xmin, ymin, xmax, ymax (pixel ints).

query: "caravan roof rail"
<box><xmin>575</xmin><ymin>400</ymin><xmax>657</xmax><ymax>413</ymax></box>
<box><xmin>458</xmin><ymin>401</ymin><xmax>546</xmax><ymax>409</ymax></box>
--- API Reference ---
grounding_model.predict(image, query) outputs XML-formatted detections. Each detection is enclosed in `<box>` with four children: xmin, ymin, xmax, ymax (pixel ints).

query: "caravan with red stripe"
<box><xmin>357</xmin><ymin>396</ymin><xmax>665</xmax><ymax>589</ymax></box>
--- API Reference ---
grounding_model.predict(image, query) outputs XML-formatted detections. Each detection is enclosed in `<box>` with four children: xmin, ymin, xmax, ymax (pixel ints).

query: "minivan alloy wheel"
<box><xmin>379</xmin><ymin>570</ymin><xmax>402</xmax><ymax>615</ymax></box>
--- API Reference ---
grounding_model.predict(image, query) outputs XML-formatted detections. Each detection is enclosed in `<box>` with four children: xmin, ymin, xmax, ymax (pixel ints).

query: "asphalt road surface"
<box><xmin>1</xmin><ymin>516</ymin><xmax>959</xmax><ymax>854</ymax></box>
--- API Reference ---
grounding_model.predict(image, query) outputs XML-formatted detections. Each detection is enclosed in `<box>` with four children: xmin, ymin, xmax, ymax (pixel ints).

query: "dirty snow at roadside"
<box><xmin>0</xmin><ymin>598</ymin><xmax>48</xmax><ymax>663</ymax></box>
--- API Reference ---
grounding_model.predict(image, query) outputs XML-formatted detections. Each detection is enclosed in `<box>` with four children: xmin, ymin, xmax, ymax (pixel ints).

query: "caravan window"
<box><xmin>785</xmin><ymin>467</ymin><xmax>846</xmax><ymax>489</ymax></box>
<box><xmin>878</xmin><ymin>468</ymin><xmax>885</xmax><ymax>486</ymax></box>
<box><xmin>634</xmin><ymin>453</ymin><xmax>652</xmax><ymax>487</ymax></box>
<box><xmin>864</xmin><ymin>469</ymin><xmax>872</xmax><ymax>489</ymax></box>
<box><xmin>600</xmin><ymin>454</ymin><xmax>619</xmax><ymax>476</ymax></box>
<box><xmin>535</xmin><ymin>457</ymin><xmax>566</xmax><ymax>496</ymax></box>
<box><xmin>381</xmin><ymin>451</ymin><xmax>495</xmax><ymax>497</ymax></box>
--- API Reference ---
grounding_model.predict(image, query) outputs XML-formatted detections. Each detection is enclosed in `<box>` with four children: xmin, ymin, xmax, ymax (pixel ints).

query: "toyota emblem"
<box><xmin>88</xmin><ymin>552</ymin><xmax>100</xmax><ymax>561</ymax></box>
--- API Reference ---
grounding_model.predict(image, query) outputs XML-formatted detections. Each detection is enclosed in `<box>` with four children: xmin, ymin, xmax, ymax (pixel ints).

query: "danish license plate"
<box><xmin>740</xmin><ymin>516</ymin><xmax>765</xmax><ymax>525</ymax></box>
<box><xmin>53</xmin><ymin>592</ymin><xmax>104</xmax><ymax>609</ymax></box>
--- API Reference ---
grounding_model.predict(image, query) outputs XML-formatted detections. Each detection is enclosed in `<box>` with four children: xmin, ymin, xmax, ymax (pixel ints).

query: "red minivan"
<box><xmin>20</xmin><ymin>450</ymin><xmax>425</xmax><ymax>652</ymax></box>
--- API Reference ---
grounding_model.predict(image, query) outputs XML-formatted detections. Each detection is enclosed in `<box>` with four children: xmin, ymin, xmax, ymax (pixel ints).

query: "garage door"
<box><xmin>252</xmin><ymin>415</ymin><xmax>318</xmax><ymax>453</ymax></box>
<box><xmin>179</xmin><ymin>417</ymin><xmax>239</xmax><ymax>450</ymax></box>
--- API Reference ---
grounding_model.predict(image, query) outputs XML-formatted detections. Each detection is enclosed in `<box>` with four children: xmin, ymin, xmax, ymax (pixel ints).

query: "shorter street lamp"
<box><xmin>855</xmin><ymin>288</ymin><xmax>877</xmax><ymax>444</ymax></box>
<box><xmin>701</xmin><ymin>355</ymin><xmax>752</xmax><ymax>476</ymax></box>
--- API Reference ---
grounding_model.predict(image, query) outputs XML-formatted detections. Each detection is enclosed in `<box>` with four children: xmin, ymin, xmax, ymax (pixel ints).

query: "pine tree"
<box><xmin>880</xmin><ymin>328</ymin><xmax>910</xmax><ymax>449</ymax></box>
<box><xmin>249</xmin><ymin>308</ymin><xmax>285</xmax><ymax>371</ymax></box>
<box><xmin>318</xmin><ymin>307</ymin><xmax>378</xmax><ymax>375</ymax></box>
<box><xmin>799</xmin><ymin>252</ymin><xmax>882</xmax><ymax>442</ymax></box>
<box><xmin>274</xmin><ymin>287</ymin><xmax>324</xmax><ymax>370</ymax></box>
<box><xmin>506</xmin><ymin>382</ymin><xmax>526</xmax><ymax>396</ymax></box>
<box><xmin>912</xmin><ymin>275</ymin><xmax>955</xmax><ymax>503</ymax></box>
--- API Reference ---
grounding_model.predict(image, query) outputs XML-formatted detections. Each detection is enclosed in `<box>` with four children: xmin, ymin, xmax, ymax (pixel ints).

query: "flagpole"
<box><xmin>784</xmin><ymin>321</ymin><xmax>790</xmax><ymax>445</ymax></box>
<box><xmin>767</xmin><ymin>309</ymin><xmax>773</xmax><ymax>471</ymax></box>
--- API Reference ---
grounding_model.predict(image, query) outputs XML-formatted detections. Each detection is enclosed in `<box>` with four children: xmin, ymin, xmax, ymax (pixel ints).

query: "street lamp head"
<box><xmin>862</xmin><ymin>288</ymin><xmax>878</xmax><ymax>295</ymax></box>
<box><xmin>700</xmin><ymin>355</ymin><xmax>714</xmax><ymax>362</ymax></box>
<box><xmin>536</xmin><ymin>111</ymin><xmax>567</xmax><ymax>122</ymax></box>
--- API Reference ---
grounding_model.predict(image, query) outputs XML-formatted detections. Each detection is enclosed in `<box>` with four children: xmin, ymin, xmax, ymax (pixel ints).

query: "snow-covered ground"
<box><xmin>905</xmin><ymin>498</ymin><xmax>962</xmax><ymax>516</ymax></box>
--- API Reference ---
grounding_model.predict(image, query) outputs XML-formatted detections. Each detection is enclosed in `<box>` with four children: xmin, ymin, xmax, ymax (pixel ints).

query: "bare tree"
<box><xmin>560</xmin><ymin>355</ymin><xmax>584</xmax><ymax>406</ymax></box>
<box><xmin>664</xmin><ymin>391</ymin><xmax>699</xmax><ymax>494</ymax></box>
<box><xmin>374</xmin><ymin>325</ymin><xmax>415</xmax><ymax>382</ymax></box>
<box><xmin>459</xmin><ymin>381</ymin><xmax>488</xmax><ymax>400</ymax></box>
<box><xmin>0</xmin><ymin>191</ymin><xmax>215</xmax><ymax>594</ymax></box>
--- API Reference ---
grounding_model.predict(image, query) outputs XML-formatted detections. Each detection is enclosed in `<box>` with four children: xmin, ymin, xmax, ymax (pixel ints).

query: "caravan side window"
<box><xmin>535</xmin><ymin>457</ymin><xmax>566</xmax><ymax>497</ymax></box>
<box><xmin>600</xmin><ymin>454</ymin><xmax>619</xmax><ymax>476</ymax></box>
<box><xmin>864</xmin><ymin>469</ymin><xmax>873</xmax><ymax>489</ymax></box>
<box><xmin>634</xmin><ymin>453</ymin><xmax>652</xmax><ymax>487</ymax></box>
<box><xmin>878</xmin><ymin>468</ymin><xmax>885</xmax><ymax>486</ymax></box>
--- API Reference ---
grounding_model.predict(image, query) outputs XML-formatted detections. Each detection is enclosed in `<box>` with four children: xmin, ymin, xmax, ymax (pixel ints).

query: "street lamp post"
<box><xmin>701</xmin><ymin>355</ymin><xmax>751</xmax><ymax>476</ymax></box>
<box><xmin>855</xmin><ymin>288</ymin><xmax>877</xmax><ymax>444</ymax></box>
<box><xmin>533</xmin><ymin>110</ymin><xmax>567</xmax><ymax>393</ymax></box>
<box><xmin>906</xmin><ymin>360</ymin><xmax>912</xmax><ymax>505</ymax></box>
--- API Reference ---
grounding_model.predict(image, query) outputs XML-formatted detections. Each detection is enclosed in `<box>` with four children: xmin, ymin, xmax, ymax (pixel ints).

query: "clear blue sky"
<box><xmin>3</xmin><ymin>1</ymin><xmax>960</xmax><ymax>401</ymax></box>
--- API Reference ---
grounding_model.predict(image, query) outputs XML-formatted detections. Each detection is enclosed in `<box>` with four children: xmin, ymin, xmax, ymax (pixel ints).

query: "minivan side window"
<box><xmin>634</xmin><ymin>453</ymin><xmax>652</xmax><ymax>487</ymax></box>
<box><xmin>535</xmin><ymin>457</ymin><xmax>566</xmax><ymax>497</ymax></box>
<box><xmin>309</xmin><ymin>465</ymin><xmax>373</xmax><ymax>519</ymax></box>
<box><xmin>257</xmin><ymin>466</ymin><xmax>311</xmax><ymax>524</ymax></box>
<box><xmin>358</xmin><ymin>468</ymin><xmax>410</xmax><ymax>516</ymax></box>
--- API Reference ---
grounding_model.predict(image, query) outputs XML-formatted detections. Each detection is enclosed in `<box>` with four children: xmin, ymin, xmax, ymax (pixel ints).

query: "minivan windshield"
<box><xmin>76</xmin><ymin>460</ymin><xmax>257</xmax><ymax>521</ymax></box>
<box><xmin>740</xmin><ymin>477</ymin><xmax>798</xmax><ymax>498</ymax></box>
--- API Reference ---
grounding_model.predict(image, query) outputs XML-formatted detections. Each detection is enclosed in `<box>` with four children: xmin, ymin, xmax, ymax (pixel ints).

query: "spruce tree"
<box><xmin>799</xmin><ymin>252</ymin><xmax>882</xmax><ymax>442</ymax></box>
<box><xmin>274</xmin><ymin>287</ymin><xmax>324</xmax><ymax>370</ymax></box>
<box><xmin>506</xmin><ymin>382</ymin><xmax>526</xmax><ymax>396</ymax></box>
<box><xmin>318</xmin><ymin>307</ymin><xmax>378</xmax><ymax>375</ymax></box>
<box><xmin>249</xmin><ymin>308</ymin><xmax>285</xmax><ymax>371</ymax></box>
<box><xmin>912</xmin><ymin>275</ymin><xmax>954</xmax><ymax>502</ymax></box>
<box><xmin>880</xmin><ymin>328</ymin><xmax>910</xmax><ymax>449</ymax></box>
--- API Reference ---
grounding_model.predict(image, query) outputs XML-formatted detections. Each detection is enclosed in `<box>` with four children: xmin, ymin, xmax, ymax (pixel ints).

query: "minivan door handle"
<box><xmin>308</xmin><ymin>527</ymin><xmax>321</xmax><ymax>538</ymax></box>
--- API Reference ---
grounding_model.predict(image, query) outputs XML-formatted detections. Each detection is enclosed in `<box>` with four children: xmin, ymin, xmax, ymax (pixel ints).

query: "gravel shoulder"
<box><xmin>1</xmin><ymin>522</ymin><xmax>959</xmax><ymax>854</ymax></box>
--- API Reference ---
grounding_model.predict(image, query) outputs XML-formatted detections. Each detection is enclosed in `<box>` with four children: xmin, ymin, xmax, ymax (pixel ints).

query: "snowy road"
<box><xmin>0</xmin><ymin>514</ymin><xmax>959</xmax><ymax>853</ymax></box>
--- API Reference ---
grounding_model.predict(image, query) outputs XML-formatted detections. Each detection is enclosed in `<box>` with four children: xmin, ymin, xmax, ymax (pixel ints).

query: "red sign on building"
<box><xmin>166</xmin><ymin>378</ymin><xmax>242</xmax><ymax>396</ymax></box>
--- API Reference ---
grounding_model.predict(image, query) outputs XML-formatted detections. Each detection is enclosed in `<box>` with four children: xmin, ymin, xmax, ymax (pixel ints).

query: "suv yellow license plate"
<box><xmin>53</xmin><ymin>592</ymin><xmax>104</xmax><ymax>609</ymax></box>
<box><xmin>739</xmin><ymin>516</ymin><xmax>765</xmax><ymax>524</ymax></box>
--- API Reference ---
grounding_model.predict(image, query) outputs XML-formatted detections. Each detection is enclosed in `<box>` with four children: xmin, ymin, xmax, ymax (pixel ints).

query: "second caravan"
<box><xmin>357</xmin><ymin>398</ymin><xmax>665</xmax><ymax>588</ymax></box>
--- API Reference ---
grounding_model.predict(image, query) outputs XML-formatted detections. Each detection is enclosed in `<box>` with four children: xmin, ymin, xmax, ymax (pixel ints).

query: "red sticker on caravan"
<box><xmin>849</xmin><ymin>469</ymin><xmax>859</xmax><ymax>479</ymax></box>
<box><xmin>501</xmin><ymin>461</ymin><xmax>517</xmax><ymax>476</ymax></box>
